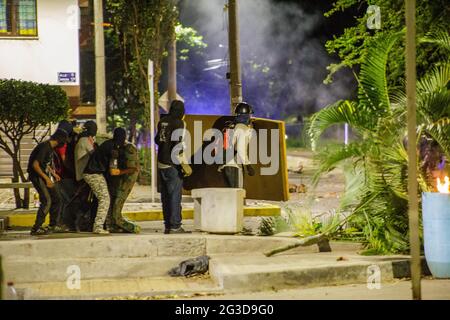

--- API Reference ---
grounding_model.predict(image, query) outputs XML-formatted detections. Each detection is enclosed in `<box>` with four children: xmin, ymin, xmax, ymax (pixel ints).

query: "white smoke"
<box><xmin>179</xmin><ymin>0</ymin><xmax>356</xmax><ymax>117</ymax></box>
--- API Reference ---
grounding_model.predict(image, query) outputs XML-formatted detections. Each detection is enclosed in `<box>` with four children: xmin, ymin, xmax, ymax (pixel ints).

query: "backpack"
<box><xmin>212</xmin><ymin>121</ymin><xmax>236</xmax><ymax>164</ymax></box>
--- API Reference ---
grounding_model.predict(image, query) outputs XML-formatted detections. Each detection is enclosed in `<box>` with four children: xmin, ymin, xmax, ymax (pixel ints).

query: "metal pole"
<box><xmin>94</xmin><ymin>0</ymin><xmax>107</xmax><ymax>134</ymax></box>
<box><xmin>148</xmin><ymin>60</ymin><xmax>157</xmax><ymax>203</ymax></box>
<box><xmin>168</xmin><ymin>39</ymin><xmax>177</xmax><ymax>104</ymax></box>
<box><xmin>406</xmin><ymin>0</ymin><xmax>421</xmax><ymax>300</ymax></box>
<box><xmin>228</xmin><ymin>0</ymin><xmax>243</xmax><ymax>115</ymax></box>
<box><xmin>344</xmin><ymin>123</ymin><xmax>349</xmax><ymax>145</ymax></box>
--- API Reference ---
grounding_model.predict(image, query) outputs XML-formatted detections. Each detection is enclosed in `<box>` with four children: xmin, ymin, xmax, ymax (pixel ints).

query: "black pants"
<box><xmin>58</xmin><ymin>179</ymin><xmax>79</xmax><ymax>228</ymax></box>
<box><xmin>158</xmin><ymin>166</ymin><xmax>183</xmax><ymax>230</ymax></box>
<box><xmin>223</xmin><ymin>166</ymin><xmax>240</xmax><ymax>188</ymax></box>
<box><xmin>30</xmin><ymin>176</ymin><xmax>63</xmax><ymax>230</ymax></box>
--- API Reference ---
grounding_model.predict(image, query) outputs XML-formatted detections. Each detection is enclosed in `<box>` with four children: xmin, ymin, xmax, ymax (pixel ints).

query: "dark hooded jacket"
<box><xmin>84</xmin><ymin>129</ymin><xmax>126</xmax><ymax>175</ymax></box>
<box><xmin>155</xmin><ymin>100</ymin><xmax>186</xmax><ymax>166</ymax></box>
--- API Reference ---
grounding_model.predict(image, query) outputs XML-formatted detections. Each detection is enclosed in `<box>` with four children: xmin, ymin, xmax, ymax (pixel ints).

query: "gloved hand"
<box><xmin>181</xmin><ymin>163</ymin><xmax>193</xmax><ymax>177</ymax></box>
<box><xmin>246</xmin><ymin>165</ymin><xmax>255</xmax><ymax>177</ymax></box>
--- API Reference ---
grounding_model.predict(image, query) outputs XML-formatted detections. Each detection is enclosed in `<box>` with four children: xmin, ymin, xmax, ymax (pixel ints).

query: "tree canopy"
<box><xmin>324</xmin><ymin>0</ymin><xmax>450</xmax><ymax>86</ymax></box>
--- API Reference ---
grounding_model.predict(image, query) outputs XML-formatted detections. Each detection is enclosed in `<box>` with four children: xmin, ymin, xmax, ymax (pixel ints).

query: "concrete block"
<box><xmin>192</xmin><ymin>188</ymin><xmax>246</xmax><ymax>234</ymax></box>
<box><xmin>154</xmin><ymin>237</ymin><xmax>206</xmax><ymax>257</ymax></box>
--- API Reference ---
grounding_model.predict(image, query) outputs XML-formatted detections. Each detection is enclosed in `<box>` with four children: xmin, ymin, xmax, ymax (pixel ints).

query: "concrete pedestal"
<box><xmin>191</xmin><ymin>188</ymin><xmax>245</xmax><ymax>234</ymax></box>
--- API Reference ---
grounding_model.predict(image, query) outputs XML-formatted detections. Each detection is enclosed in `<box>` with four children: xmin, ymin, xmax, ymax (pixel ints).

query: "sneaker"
<box><xmin>48</xmin><ymin>225</ymin><xmax>70</xmax><ymax>234</ymax></box>
<box><xmin>30</xmin><ymin>227</ymin><xmax>49</xmax><ymax>236</ymax></box>
<box><xmin>93</xmin><ymin>226</ymin><xmax>110</xmax><ymax>235</ymax></box>
<box><xmin>169</xmin><ymin>227</ymin><xmax>191</xmax><ymax>234</ymax></box>
<box><xmin>164</xmin><ymin>228</ymin><xmax>170</xmax><ymax>234</ymax></box>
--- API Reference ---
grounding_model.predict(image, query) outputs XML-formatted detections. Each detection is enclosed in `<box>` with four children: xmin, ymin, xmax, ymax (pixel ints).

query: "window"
<box><xmin>0</xmin><ymin>0</ymin><xmax>37</xmax><ymax>37</ymax></box>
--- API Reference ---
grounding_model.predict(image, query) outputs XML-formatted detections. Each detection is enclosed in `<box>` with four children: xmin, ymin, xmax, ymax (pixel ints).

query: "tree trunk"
<box><xmin>129</xmin><ymin>106</ymin><xmax>137</xmax><ymax>144</ymax></box>
<box><xmin>12</xmin><ymin>155</ymin><xmax>24</xmax><ymax>209</ymax></box>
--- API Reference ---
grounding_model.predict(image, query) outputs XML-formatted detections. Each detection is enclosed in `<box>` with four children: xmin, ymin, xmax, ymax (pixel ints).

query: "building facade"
<box><xmin>0</xmin><ymin>0</ymin><xmax>94</xmax><ymax>177</ymax></box>
<box><xmin>0</xmin><ymin>0</ymin><xmax>83</xmax><ymax>107</ymax></box>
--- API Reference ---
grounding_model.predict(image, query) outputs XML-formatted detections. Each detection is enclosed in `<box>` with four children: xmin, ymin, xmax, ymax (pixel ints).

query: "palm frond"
<box><xmin>417</xmin><ymin>63</ymin><xmax>450</xmax><ymax>95</ymax></box>
<box><xmin>421</xmin><ymin>117</ymin><xmax>450</xmax><ymax>159</ymax></box>
<box><xmin>308</xmin><ymin>100</ymin><xmax>372</xmax><ymax>150</ymax></box>
<box><xmin>312</xmin><ymin>142</ymin><xmax>368</xmax><ymax>185</ymax></box>
<box><xmin>421</xmin><ymin>29</ymin><xmax>450</xmax><ymax>52</ymax></box>
<box><xmin>358</xmin><ymin>33</ymin><xmax>400</xmax><ymax>111</ymax></box>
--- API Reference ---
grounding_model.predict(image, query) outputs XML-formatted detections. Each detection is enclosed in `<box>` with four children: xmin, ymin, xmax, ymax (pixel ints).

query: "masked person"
<box><xmin>28</xmin><ymin>129</ymin><xmax>68</xmax><ymax>235</ymax></box>
<box><xmin>219</xmin><ymin>102</ymin><xmax>256</xmax><ymax>188</ymax></box>
<box><xmin>75</xmin><ymin>121</ymin><xmax>97</xmax><ymax>183</ymax></box>
<box><xmin>52</xmin><ymin>120</ymin><xmax>78</xmax><ymax>232</ymax></box>
<box><xmin>156</xmin><ymin>100</ymin><xmax>192</xmax><ymax>234</ymax></box>
<box><xmin>59</xmin><ymin>120</ymin><xmax>98</xmax><ymax>231</ymax></box>
<box><xmin>83</xmin><ymin>128</ymin><xmax>128</xmax><ymax>234</ymax></box>
<box><xmin>105</xmin><ymin>139</ymin><xmax>141</xmax><ymax>233</ymax></box>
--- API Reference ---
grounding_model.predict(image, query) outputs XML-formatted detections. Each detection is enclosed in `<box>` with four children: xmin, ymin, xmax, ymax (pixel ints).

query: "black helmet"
<box><xmin>234</xmin><ymin>102</ymin><xmax>254</xmax><ymax>115</ymax></box>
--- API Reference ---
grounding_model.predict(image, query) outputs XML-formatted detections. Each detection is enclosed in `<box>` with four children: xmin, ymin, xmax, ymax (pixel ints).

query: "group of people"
<box><xmin>27</xmin><ymin>99</ymin><xmax>256</xmax><ymax>236</ymax></box>
<box><xmin>28</xmin><ymin>120</ymin><xmax>140</xmax><ymax>235</ymax></box>
<box><xmin>155</xmin><ymin>100</ymin><xmax>255</xmax><ymax>234</ymax></box>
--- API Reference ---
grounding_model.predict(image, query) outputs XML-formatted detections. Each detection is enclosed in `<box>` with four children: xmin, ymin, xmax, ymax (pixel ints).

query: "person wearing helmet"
<box><xmin>219</xmin><ymin>102</ymin><xmax>256</xmax><ymax>188</ymax></box>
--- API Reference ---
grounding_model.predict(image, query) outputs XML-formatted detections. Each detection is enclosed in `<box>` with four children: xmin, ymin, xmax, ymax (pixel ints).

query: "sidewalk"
<box><xmin>187</xmin><ymin>279</ymin><xmax>450</xmax><ymax>300</ymax></box>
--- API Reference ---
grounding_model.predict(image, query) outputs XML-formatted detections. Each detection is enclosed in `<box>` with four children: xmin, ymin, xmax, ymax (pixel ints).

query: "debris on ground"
<box><xmin>288</xmin><ymin>162</ymin><xmax>304</xmax><ymax>175</ymax></box>
<box><xmin>168</xmin><ymin>256</ymin><xmax>210</xmax><ymax>277</ymax></box>
<box><xmin>289</xmin><ymin>183</ymin><xmax>307</xmax><ymax>194</ymax></box>
<box><xmin>336</xmin><ymin>256</ymin><xmax>348</xmax><ymax>261</ymax></box>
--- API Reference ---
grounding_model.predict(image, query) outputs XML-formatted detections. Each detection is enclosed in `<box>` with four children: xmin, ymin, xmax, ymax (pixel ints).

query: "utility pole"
<box><xmin>405</xmin><ymin>0</ymin><xmax>421</xmax><ymax>300</ymax></box>
<box><xmin>94</xmin><ymin>0</ymin><xmax>107</xmax><ymax>134</ymax></box>
<box><xmin>227</xmin><ymin>0</ymin><xmax>243</xmax><ymax>115</ymax></box>
<box><xmin>168</xmin><ymin>39</ymin><xmax>177</xmax><ymax>105</ymax></box>
<box><xmin>148</xmin><ymin>60</ymin><xmax>156</xmax><ymax>203</ymax></box>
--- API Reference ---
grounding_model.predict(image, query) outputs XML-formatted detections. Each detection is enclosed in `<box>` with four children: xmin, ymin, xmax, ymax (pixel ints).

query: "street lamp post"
<box><xmin>94</xmin><ymin>0</ymin><xmax>107</xmax><ymax>134</ymax></box>
<box><xmin>227</xmin><ymin>0</ymin><xmax>243</xmax><ymax>115</ymax></box>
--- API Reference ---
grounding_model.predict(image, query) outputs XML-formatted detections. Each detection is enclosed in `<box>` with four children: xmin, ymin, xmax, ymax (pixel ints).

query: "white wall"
<box><xmin>0</xmin><ymin>0</ymin><xmax>80</xmax><ymax>85</ymax></box>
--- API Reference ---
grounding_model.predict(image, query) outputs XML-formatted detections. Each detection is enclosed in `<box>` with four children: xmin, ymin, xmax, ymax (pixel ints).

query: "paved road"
<box><xmin>188</xmin><ymin>279</ymin><xmax>450</xmax><ymax>300</ymax></box>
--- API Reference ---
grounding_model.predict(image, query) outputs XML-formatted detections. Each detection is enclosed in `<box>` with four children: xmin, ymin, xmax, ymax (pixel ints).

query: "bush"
<box><xmin>0</xmin><ymin>79</ymin><xmax>70</xmax><ymax>207</ymax></box>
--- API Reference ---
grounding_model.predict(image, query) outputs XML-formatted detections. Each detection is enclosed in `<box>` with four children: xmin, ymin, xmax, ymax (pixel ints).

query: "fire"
<box><xmin>437</xmin><ymin>176</ymin><xmax>450</xmax><ymax>194</ymax></box>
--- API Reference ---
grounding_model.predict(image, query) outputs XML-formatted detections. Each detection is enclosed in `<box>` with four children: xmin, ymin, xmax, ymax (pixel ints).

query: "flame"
<box><xmin>437</xmin><ymin>176</ymin><xmax>450</xmax><ymax>194</ymax></box>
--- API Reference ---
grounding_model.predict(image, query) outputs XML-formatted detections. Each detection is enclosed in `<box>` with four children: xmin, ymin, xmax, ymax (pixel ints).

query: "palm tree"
<box><xmin>308</xmin><ymin>31</ymin><xmax>450</xmax><ymax>254</ymax></box>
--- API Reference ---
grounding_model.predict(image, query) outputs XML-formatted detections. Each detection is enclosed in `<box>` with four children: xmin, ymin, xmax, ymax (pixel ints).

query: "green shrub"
<box><xmin>0</xmin><ymin>79</ymin><xmax>69</xmax><ymax>207</ymax></box>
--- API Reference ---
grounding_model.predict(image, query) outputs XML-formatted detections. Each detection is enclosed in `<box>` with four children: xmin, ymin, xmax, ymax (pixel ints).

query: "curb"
<box><xmin>5</xmin><ymin>205</ymin><xmax>281</xmax><ymax>228</ymax></box>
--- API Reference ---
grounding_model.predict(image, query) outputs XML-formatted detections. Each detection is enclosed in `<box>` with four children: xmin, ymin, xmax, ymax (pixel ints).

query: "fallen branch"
<box><xmin>264</xmin><ymin>234</ymin><xmax>330</xmax><ymax>257</ymax></box>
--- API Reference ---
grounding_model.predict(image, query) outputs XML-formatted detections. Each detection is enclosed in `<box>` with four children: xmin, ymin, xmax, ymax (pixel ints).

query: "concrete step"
<box><xmin>4</xmin><ymin>256</ymin><xmax>196</xmax><ymax>284</ymax></box>
<box><xmin>16</xmin><ymin>276</ymin><xmax>222</xmax><ymax>300</ymax></box>
<box><xmin>0</xmin><ymin>234</ymin><xmax>300</xmax><ymax>260</ymax></box>
<box><xmin>209</xmin><ymin>252</ymin><xmax>421</xmax><ymax>292</ymax></box>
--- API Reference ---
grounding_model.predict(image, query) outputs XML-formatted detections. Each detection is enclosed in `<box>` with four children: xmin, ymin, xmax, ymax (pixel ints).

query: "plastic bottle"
<box><xmin>5</xmin><ymin>282</ymin><xmax>18</xmax><ymax>300</ymax></box>
<box><xmin>33</xmin><ymin>193</ymin><xmax>40</xmax><ymax>208</ymax></box>
<box><xmin>110</xmin><ymin>157</ymin><xmax>118</xmax><ymax>169</ymax></box>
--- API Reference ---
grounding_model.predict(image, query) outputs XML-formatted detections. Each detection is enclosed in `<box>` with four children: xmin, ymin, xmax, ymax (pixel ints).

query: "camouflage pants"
<box><xmin>106</xmin><ymin>172</ymin><xmax>140</xmax><ymax>233</ymax></box>
<box><xmin>83</xmin><ymin>173</ymin><xmax>110</xmax><ymax>228</ymax></box>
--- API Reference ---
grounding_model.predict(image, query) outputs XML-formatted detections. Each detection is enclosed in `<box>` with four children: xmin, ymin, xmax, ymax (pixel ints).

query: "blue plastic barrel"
<box><xmin>422</xmin><ymin>192</ymin><xmax>450</xmax><ymax>278</ymax></box>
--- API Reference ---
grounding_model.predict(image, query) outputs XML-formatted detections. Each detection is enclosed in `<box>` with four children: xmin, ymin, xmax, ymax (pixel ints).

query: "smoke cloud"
<box><xmin>177</xmin><ymin>0</ymin><xmax>356</xmax><ymax>119</ymax></box>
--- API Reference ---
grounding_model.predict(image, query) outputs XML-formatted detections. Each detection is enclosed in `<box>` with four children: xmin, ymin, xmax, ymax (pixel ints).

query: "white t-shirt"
<box><xmin>221</xmin><ymin>123</ymin><xmax>254</xmax><ymax>169</ymax></box>
<box><xmin>75</xmin><ymin>137</ymin><xmax>95</xmax><ymax>181</ymax></box>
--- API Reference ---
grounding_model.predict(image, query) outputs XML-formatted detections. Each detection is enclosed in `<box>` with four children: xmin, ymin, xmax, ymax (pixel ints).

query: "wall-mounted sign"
<box><xmin>58</xmin><ymin>72</ymin><xmax>77</xmax><ymax>83</ymax></box>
